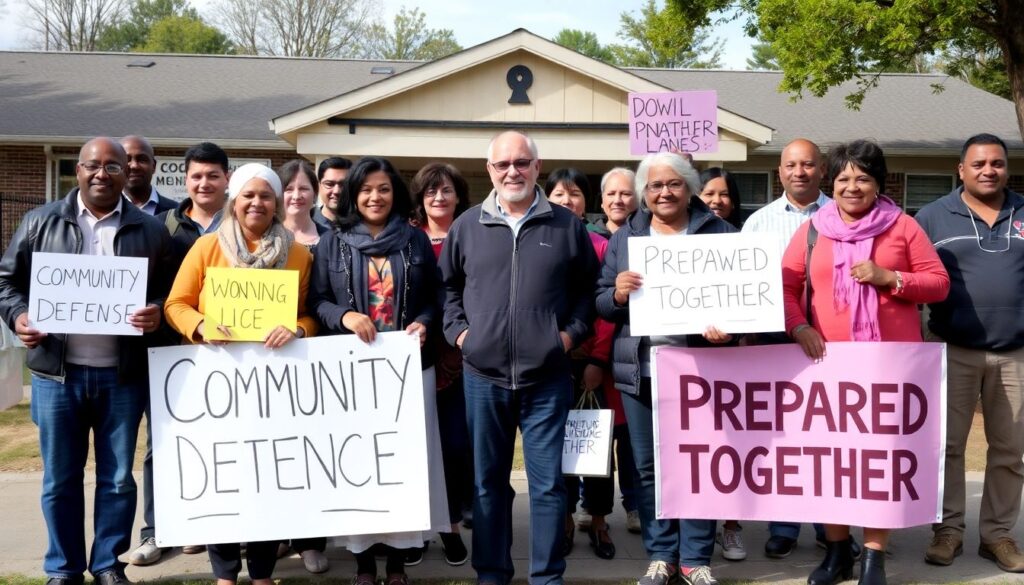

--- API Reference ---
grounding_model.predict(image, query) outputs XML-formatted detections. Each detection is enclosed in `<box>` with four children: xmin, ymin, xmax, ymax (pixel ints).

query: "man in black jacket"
<box><xmin>0</xmin><ymin>137</ymin><xmax>172</xmax><ymax>585</ymax></box>
<box><xmin>440</xmin><ymin>131</ymin><xmax>598</xmax><ymax>585</ymax></box>
<box><xmin>119</xmin><ymin>135</ymin><xmax>176</xmax><ymax>215</ymax></box>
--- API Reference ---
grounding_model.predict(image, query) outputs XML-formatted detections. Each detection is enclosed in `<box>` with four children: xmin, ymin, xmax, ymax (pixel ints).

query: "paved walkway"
<box><xmin>0</xmin><ymin>470</ymin><xmax>1020</xmax><ymax>583</ymax></box>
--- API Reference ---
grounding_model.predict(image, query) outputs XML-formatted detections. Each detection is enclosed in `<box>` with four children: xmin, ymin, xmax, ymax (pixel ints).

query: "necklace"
<box><xmin>963</xmin><ymin>197</ymin><xmax>1011</xmax><ymax>253</ymax></box>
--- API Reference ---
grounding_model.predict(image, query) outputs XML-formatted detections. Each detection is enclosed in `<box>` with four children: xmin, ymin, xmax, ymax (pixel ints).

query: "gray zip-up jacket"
<box><xmin>440</xmin><ymin>189</ymin><xmax>599</xmax><ymax>389</ymax></box>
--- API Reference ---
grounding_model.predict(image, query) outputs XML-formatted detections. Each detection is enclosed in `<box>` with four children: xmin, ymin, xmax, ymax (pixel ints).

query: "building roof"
<box><xmin>0</xmin><ymin>51</ymin><xmax>420</xmax><ymax>147</ymax></box>
<box><xmin>0</xmin><ymin>45</ymin><xmax>1020</xmax><ymax>153</ymax></box>
<box><xmin>630</xmin><ymin>68</ymin><xmax>1024</xmax><ymax>153</ymax></box>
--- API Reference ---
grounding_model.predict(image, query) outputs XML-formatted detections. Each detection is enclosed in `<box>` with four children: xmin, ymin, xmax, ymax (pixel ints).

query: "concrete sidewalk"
<box><xmin>0</xmin><ymin>471</ymin><xmax>1020</xmax><ymax>583</ymax></box>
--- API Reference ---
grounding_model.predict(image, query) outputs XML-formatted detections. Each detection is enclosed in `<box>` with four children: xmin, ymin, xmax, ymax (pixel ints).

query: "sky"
<box><xmin>0</xmin><ymin>0</ymin><xmax>755</xmax><ymax>69</ymax></box>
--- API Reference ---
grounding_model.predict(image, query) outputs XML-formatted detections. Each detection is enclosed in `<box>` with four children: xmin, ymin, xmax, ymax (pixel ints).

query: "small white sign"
<box><xmin>627</xmin><ymin>232</ymin><xmax>784</xmax><ymax>336</ymax></box>
<box><xmin>562</xmin><ymin>409</ymin><xmax>613</xmax><ymax>477</ymax></box>
<box><xmin>154</xmin><ymin>158</ymin><xmax>271</xmax><ymax>201</ymax></box>
<box><xmin>28</xmin><ymin>252</ymin><xmax>148</xmax><ymax>335</ymax></box>
<box><xmin>148</xmin><ymin>332</ymin><xmax>429</xmax><ymax>546</ymax></box>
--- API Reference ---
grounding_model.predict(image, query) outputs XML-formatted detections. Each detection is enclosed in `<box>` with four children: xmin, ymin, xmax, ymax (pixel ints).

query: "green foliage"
<box><xmin>362</xmin><ymin>6</ymin><xmax>462</xmax><ymax>60</ymax></box>
<box><xmin>745</xmin><ymin>40</ymin><xmax>778</xmax><ymax>70</ymax></box>
<box><xmin>96</xmin><ymin>0</ymin><xmax>198</xmax><ymax>51</ymax></box>
<box><xmin>612</xmin><ymin>0</ymin><xmax>723</xmax><ymax>68</ymax></box>
<box><xmin>140</xmin><ymin>15</ymin><xmax>234</xmax><ymax>54</ymax></box>
<box><xmin>552</xmin><ymin>29</ymin><xmax>617</xmax><ymax>63</ymax></box>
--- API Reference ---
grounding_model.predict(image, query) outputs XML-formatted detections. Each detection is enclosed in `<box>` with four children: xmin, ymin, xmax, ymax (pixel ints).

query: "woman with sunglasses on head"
<box><xmin>783</xmin><ymin>140</ymin><xmax>949</xmax><ymax>585</ymax></box>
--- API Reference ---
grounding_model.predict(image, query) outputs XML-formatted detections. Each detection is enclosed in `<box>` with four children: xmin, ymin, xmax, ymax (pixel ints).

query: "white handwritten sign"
<box><xmin>628</xmin><ymin>91</ymin><xmax>718</xmax><ymax>155</ymax></box>
<box><xmin>627</xmin><ymin>232</ymin><xmax>783</xmax><ymax>336</ymax></box>
<box><xmin>562</xmin><ymin>409</ymin><xmax>613</xmax><ymax>477</ymax></box>
<box><xmin>28</xmin><ymin>252</ymin><xmax>147</xmax><ymax>335</ymax></box>
<box><xmin>148</xmin><ymin>332</ymin><xmax>429</xmax><ymax>546</ymax></box>
<box><xmin>154</xmin><ymin>158</ymin><xmax>271</xmax><ymax>201</ymax></box>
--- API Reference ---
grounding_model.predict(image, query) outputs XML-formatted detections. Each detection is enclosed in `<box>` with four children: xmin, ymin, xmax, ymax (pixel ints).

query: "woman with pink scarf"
<box><xmin>782</xmin><ymin>140</ymin><xmax>949</xmax><ymax>585</ymax></box>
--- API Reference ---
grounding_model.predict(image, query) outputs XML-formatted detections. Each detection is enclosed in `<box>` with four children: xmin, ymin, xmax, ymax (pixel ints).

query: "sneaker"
<box><xmin>637</xmin><ymin>560</ymin><xmax>677</xmax><ymax>585</ymax></box>
<box><xmin>384</xmin><ymin>573</ymin><xmax>410</xmax><ymax>585</ymax></box>
<box><xmin>979</xmin><ymin>537</ymin><xmax>1024</xmax><ymax>572</ymax></box>
<box><xmin>94</xmin><ymin>569</ymin><xmax>134</xmax><ymax>585</ymax></box>
<box><xmin>404</xmin><ymin>543</ymin><xmax>425</xmax><ymax>566</ymax></box>
<box><xmin>301</xmin><ymin>549</ymin><xmax>330</xmax><ymax>574</ymax></box>
<box><xmin>576</xmin><ymin>508</ymin><xmax>593</xmax><ymax>530</ymax></box>
<box><xmin>764</xmin><ymin>535</ymin><xmax>796</xmax><ymax>558</ymax></box>
<box><xmin>277</xmin><ymin>542</ymin><xmax>293</xmax><ymax>559</ymax></box>
<box><xmin>680</xmin><ymin>565</ymin><xmax>718</xmax><ymax>585</ymax></box>
<box><xmin>716</xmin><ymin>526</ymin><xmax>747</xmax><ymax>561</ymax></box>
<box><xmin>352</xmin><ymin>573</ymin><xmax>377</xmax><ymax>585</ymax></box>
<box><xmin>626</xmin><ymin>510</ymin><xmax>642</xmax><ymax>534</ymax></box>
<box><xmin>128</xmin><ymin>537</ymin><xmax>163</xmax><ymax>566</ymax></box>
<box><xmin>440</xmin><ymin>532</ymin><xmax>469</xmax><ymax>566</ymax></box>
<box><xmin>924</xmin><ymin>531</ymin><xmax>962</xmax><ymax>566</ymax></box>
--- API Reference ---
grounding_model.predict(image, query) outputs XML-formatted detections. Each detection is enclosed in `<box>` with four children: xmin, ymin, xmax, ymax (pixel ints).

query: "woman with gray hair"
<box><xmin>595</xmin><ymin>151</ymin><xmax>734</xmax><ymax>585</ymax></box>
<box><xmin>594</xmin><ymin>167</ymin><xmax>638</xmax><ymax>237</ymax></box>
<box><xmin>164</xmin><ymin>162</ymin><xmax>318</xmax><ymax>585</ymax></box>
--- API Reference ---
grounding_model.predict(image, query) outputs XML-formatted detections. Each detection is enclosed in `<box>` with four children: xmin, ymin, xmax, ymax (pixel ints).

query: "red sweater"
<box><xmin>782</xmin><ymin>214</ymin><xmax>949</xmax><ymax>342</ymax></box>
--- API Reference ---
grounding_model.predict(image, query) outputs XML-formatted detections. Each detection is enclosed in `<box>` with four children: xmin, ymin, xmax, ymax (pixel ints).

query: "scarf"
<box><xmin>338</xmin><ymin>215</ymin><xmax>415</xmax><ymax>325</ymax></box>
<box><xmin>217</xmin><ymin>214</ymin><xmax>294</xmax><ymax>269</ymax></box>
<box><xmin>810</xmin><ymin>196</ymin><xmax>901</xmax><ymax>341</ymax></box>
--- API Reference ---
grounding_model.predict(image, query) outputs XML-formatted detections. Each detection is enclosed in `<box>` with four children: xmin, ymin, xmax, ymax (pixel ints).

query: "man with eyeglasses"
<box><xmin>313</xmin><ymin>156</ymin><xmax>353</xmax><ymax>229</ymax></box>
<box><xmin>440</xmin><ymin>130</ymin><xmax>599</xmax><ymax>585</ymax></box>
<box><xmin>0</xmin><ymin>137</ymin><xmax>172</xmax><ymax>585</ymax></box>
<box><xmin>119</xmin><ymin>135</ymin><xmax>176</xmax><ymax>215</ymax></box>
<box><xmin>916</xmin><ymin>133</ymin><xmax>1024</xmax><ymax>573</ymax></box>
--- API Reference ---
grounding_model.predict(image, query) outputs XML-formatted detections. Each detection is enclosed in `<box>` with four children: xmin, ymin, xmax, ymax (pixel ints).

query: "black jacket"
<box><xmin>0</xmin><ymin>190</ymin><xmax>174</xmax><ymax>383</ymax></box>
<box><xmin>309</xmin><ymin>224</ymin><xmax>439</xmax><ymax>368</ymax></box>
<box><xmin>440</xmin><ymin>189</ymin><xmax>599</xmax><ymax>389</ymax></box>
<box><xmin>157</xmin><ymin>198</ymin><xmax>221</xmax><ymax>271</ymax></box>
<box><xmin>123</xmin><ymin>191</ymin><xmax>177</xmax><ymax>215</ymax></box>
<box><xmin>595</xmin><ymin>197</ymin><xmax>736</xmax><ymax>395</ymax></box>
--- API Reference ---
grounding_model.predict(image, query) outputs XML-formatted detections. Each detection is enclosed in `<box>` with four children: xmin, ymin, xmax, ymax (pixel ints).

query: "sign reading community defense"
<box><xmin>627</xmin><ymin>232</ymin><xmax>783</xmax><ymax>336</ymax></box>
<box><xmin>202</xmin><ymin>267</ymin><xmax>299</xmax><ymax>342</ymax></box>
<box><xmin>148</xmin><ymin>333</ymin><xmax>429</xmax><ymax>546</ymax></box>
<box><xmin>652</xmin><ymin>342</ymin><xmax>946</xmax><ymax>529</ymax></box>
<box><xmin>28</xmin><ymin>252</ymin><xmax>147</xmax><ymax>335</ymax></box>
<box><xmin>628</xmin><ymin>90</ymin><xmax>718</xmax><ymax>155</ymax></box>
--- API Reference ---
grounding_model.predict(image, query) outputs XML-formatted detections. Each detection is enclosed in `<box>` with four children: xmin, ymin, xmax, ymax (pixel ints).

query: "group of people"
<box><xmin>0</xmin><ymin>129</ymin><xmax>1022</xmax><ymax>585</ymax></box>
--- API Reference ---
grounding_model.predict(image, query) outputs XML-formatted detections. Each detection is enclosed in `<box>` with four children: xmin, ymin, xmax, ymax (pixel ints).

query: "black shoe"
<box><xmin>461</xmin><ymin>505</ymin><xmax>474</xmax><ymax>530</ymax></box>
<box><xmin>440</xmin><ymin>532</ymin><xmax>469</xmax><ymax>566</ymax></box>
<box><xmin>858</xmin><ymin>548</ymin><xmax>886</xmax><ymax>585</ymax></box>
<box><xmin>818</xmin><ymin>535</ymin><xmax>863</xmax><ymax>560</ymax></box>
<box><xmin>808</xmin><ymin>538</ymin><xmax>854</xmax><ymax>585</ymax></box>
<box><xmin>404</xmin><ymin>543</ymin><xmax>426</xmax><ymax>566</ymax></box>
<box><xmin>45</xmin><ymin>577</ymin><xmax>84</xmax><ymax>585</ymax></box>
<box><xmin>587</xmin><ymin>526</ymin><xmax>616</xmax><ymax>560</ymax></box>
<box><xmin>765</xmin><ymin>535</ymin><xmax>797</xmax><ymax>558</ymax></box>
<box><xmin>94</xmin><ymin>570</ymin><xmax>134</xmax><ymax>585</ymax></box>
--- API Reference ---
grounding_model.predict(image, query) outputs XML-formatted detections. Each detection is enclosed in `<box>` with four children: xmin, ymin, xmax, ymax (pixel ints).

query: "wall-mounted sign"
<box><xmin>507</xmin><ymin>65</ymin><xmax>533</xmax><ymax>104</ymax></box>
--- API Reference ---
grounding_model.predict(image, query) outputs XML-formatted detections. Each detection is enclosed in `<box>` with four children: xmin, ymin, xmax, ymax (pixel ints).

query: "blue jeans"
<box><xmin>621</xmin><ymin>378</ymin><xmax>715</xmax><ymax>567</ymax></box>
<box><xmin>464</xmin><ymin>370</ymin><xmax>572</xmax><ymax>585</ymax></box>
<box><xmin>770</xmin><ymin>521</ymin><xmax>827</xmax><ymax>541</ymax></box>
<box><xmin>31</xmin><ymin>365</ymin><xmax>146</xmax><ymax>579</ymax></box>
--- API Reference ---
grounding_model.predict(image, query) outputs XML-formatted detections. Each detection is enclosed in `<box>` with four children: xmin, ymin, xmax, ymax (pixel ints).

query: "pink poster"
<box><xmin>653</xmin><ymin>342</ymin><xmax>946</xmax><ymax>529</ymax></box>
<box><xmin>628</xmin><ymin>90</ymin><xmax>718</xmax><ymax>155</ymax></box>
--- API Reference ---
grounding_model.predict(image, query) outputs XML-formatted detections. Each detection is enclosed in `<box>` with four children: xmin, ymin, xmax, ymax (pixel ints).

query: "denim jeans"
<box><xmin>770</xmin><ymin>521</ymin><xmax>827</xmax><ymax>541</ymax></box>
<box><xmin>463</xmin><ymin>370</ymin><xmax>572</xmax><ymax>585</ymax></box>
<box><xmin>31</xmin><ymin>365</ymin><xmax>146</xmax><ymax>579</ymax></box>
<box><xmin>621</xmin><ymin>378</ymin><xmax>715</xmax><ymax>567</ymax></box>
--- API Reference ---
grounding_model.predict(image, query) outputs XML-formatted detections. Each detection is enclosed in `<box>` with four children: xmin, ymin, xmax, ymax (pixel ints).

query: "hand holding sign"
<box><xmin>14</xmin><ymin>312</ymin><xmax>45</xmax><ymax>348</ymax></box>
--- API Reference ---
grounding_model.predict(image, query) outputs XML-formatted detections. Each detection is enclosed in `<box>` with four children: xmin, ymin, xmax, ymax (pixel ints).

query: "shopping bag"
<box><xmin>561</xmin><ymin>389</ymin><xmax>613</xmax><ymax>477</ymax></box>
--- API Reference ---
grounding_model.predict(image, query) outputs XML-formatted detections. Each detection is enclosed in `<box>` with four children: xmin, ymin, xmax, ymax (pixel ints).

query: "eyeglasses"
<box><xmin>319</xmin><ymin>180</ymin><xmax>342</xmax><ymax>190</ymax></box>
<box><xmin>426</xmin><ymin>187</ymin><xmax>456</xmax><ymax>199</ymax></box>
<box><xmin>79</xmin><ymin>162</ymin><xmax>124</xmax><ymax>175</ymax></box>
<box><xmin>646</xmin><ymin>180</ymin><xmax>686</xmax><ymax>194</ymax></box>
<box><xmin>488</xmin><ymin>158</ymin><xmax>534</xmax><ymax>173</ymax></box>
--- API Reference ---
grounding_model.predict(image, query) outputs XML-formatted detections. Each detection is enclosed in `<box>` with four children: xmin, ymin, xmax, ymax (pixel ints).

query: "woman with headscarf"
<box><xmin>309</xmin><ymin>156</ymin><xmax>449</xmax><ymax>585</ymax></box>
<box><xmin>164</xmin><ymin>163</ymin><xmax>318</xmax><ymax>585</ymax></box>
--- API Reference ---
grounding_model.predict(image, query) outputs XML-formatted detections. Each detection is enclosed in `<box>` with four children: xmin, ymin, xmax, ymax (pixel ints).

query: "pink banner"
<box><xmin>628</xmin><ymin>90</ymin><xmax>718</xmax><ymax>155</ymax></box>
<box><xmin>653</xmin><ymin>342</ymin><xmax>945</xmax><ymax>529</ymax></box>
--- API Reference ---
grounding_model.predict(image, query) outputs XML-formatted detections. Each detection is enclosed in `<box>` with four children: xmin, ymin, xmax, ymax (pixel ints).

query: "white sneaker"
<box><xmin>681</xmin><ymin>565</ymin><xmax>718</xmax><ymax>585</ymax></box>
<box><xmin>626</xmin><ymin>509</ymin><xmax>642</xmax><ymax>534</ymax></box>
<box><xmin>128</xmin><ymin>537</ymin><xmax>163</xmax><ymax>566</ymax></box>
<box><xmin>717</xmin><ymin>525</ymin><xmax>747</xmax><ymax>561</ymax></box>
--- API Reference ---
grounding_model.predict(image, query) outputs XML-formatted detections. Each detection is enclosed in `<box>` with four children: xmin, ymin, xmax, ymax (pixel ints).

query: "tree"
<box><xmin>745</xmin><ymin>41</ymin><xmax>778</xmax><ymax>70</ymax></box>
<box><xmin>552</xmin><ymin>28</ymin><xmax>617</xmax><ymax>63</ymax></box>
<box><xmin>139</xmin><ymin>15</ymin><xmax>234</xmax><ymax>54</ymax></box>
<box><xmin>671</xmin><ymin>0</ymin><xmax>1024</xmax><ymax>140</ymax></box>
<box><xmin>612</xmin><ymin>0</ymin><xmax>723</xmax><ymax>69</ymax></box>
<box><xmin>24</xmin><ymin>0</ymin><xmax>128</xmax><ymax>51</ymax></box>
<box><xmin>96</xmin><ymin>0</ymin><xmax>196</xmax><ymax>51</ymax></box>
<box><xmin>361</xmin><ymin>6</ymin><xmax>462</xmax><ymax>60</ymax></box>
<box><xmin>213</xmin><ymin>0</ymin><xmax>373</xmax><ymax>57</ymax></box>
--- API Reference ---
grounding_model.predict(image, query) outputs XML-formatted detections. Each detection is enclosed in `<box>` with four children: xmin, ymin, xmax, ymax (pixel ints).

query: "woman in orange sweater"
<box><xmin>164</xmin><ymin>163</ymin><xmax>317</xmax><ymax>585</ymax></box>
<box><xmin>782</xmin><ymin>140</ymin><xmax>948</xmax><ymax>585</ymax></box>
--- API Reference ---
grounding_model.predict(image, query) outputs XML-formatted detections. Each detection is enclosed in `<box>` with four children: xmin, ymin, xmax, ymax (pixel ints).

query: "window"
<box><xmin>56</xmin><ymin>158</ymin><xmax>78</xmax><ymax>199</ymax></box>
<box><xmin>732</xmin><ymin>172</ymin><xmax>771</xmax><ymax>208</ymax></box>
<box><xmin>905</xmin><ymin>174</ymin><xmax>954</xmax><ymax>215</ymax></box>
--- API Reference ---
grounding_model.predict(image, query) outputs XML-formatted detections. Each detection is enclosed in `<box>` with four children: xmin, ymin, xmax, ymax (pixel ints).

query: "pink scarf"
<box><xmin>810</xmin><ymin>196</ymin><xmax>901</xmax><ymax>341</ymax></box>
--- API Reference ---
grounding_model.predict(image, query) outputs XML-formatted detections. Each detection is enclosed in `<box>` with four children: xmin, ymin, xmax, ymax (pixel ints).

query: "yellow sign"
<box><xmin>202</xmin><ymin>267</ymin><xmax>299</xmax><ymax>342</ymax></box>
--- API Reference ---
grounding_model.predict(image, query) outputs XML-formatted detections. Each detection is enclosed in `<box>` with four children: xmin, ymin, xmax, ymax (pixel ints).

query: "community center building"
<box><xmin>1</xmin><ymin>28</ymin><xmax>1022</xmax><ymax>244</ymax></box>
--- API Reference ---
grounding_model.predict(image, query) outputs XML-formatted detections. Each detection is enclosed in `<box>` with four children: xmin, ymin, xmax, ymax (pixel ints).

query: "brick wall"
<box><xmin>0</xmin><ymin>145</ymin><xmax>48</xmax><ymax>200</ymax></box>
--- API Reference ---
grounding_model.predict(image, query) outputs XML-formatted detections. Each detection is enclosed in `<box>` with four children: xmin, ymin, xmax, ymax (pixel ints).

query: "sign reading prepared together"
<box><xmin>202</xmin><ymin>267</ymin><xmax>298</xmax><ymax>342</ymax></box>
<box><xmin>627</xmin><ymin>232</ymin><xmax>784</xmax><ymax>336</ymax></box>
<box><xmin>28</xmin><ymin>252</ymin><xmax>148</xmax><ymax>335</ymax></box>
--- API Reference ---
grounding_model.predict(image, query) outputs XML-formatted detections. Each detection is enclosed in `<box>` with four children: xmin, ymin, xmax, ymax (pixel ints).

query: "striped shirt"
<box><xmin>742</xmin><ymin>191</ymin><xmax>830</xmax><ymax>254</ymax></box>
